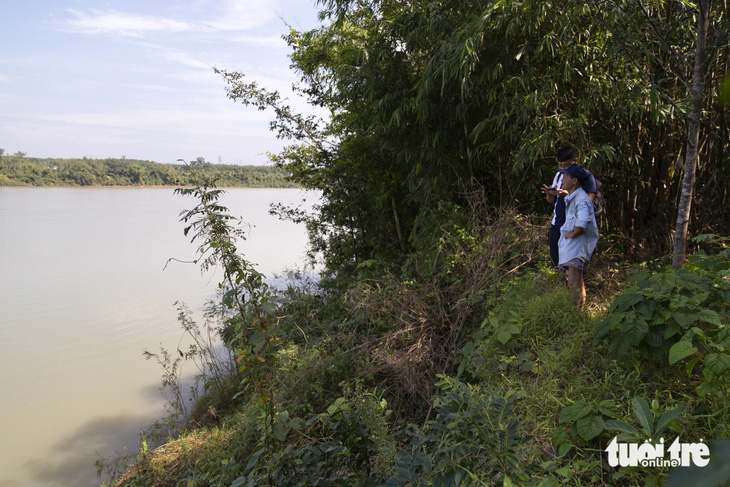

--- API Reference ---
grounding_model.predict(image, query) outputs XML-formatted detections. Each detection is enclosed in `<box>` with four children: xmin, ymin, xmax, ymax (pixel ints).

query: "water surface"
<box><xmin>0</xmin><ymin>187</ymin><xmax>313</xmax><ymax>486</ymax></box>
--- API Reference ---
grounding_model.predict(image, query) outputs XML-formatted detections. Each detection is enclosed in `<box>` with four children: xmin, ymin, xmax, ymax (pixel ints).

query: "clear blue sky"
<box><xmin>0</xmin><ymin>0</ymin><xmax>323</xmax><ymax>164</ymax></box>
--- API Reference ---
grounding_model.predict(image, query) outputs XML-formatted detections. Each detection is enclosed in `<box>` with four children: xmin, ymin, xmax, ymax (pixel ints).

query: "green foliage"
<box><xmin>214</xmin><ymin>0</ymin><xmax>730</xmax><ymax>277</ymax></box>
<box><xmin>141</xmin><ymin>340</ymin><xmax>188</xmax><ymax>421</ymax></box>
<box><xmin>594</xmin><ymin>246</ymin><xmax>730</xmax><ymax>433</ymax></box>
<box><xmin>458</xmin><ymin>269</ymin><xmax>686</xmax><ymax>485</ymax></box>
<box><xmin>175</xmin><ymin>179</ymin><xmax>294</xmax><ymax>457</ymax></box>
<box><xmin>102</xmin><ymin>410</ymin><xmax>262</xmax><ymax>487</ymax></box>
<box><xmin>594</xmin><ymin>250</ymin><xmax>729</xmax><ymax>361</ymax></box>
<box><xmin>231</xmin><ymin>388</ymin><xmax>395</xmax><ymax>486</ymax></box>
<box><xmin>283</xmin><ymin>345</ymin><xmax>369</xmax><ymax>419</ymax></box>
<box><xmin>119</xmin><ymin>226</ymin><xmax>730</xmax><ymax>487</ymax></box>
<box><xmin>141</xmin><ymin>301</ymin><xmax>241</xmax><ymax>428</ymax></box>
<box><xmin>462</xmin><ymin>273</ymin><xmax>582</xmax><ymax>381</ymax></box>
<box><xmin>603</xmin><ymin>396</ymin><xmax>685</xmax><ymax>442</ymax></box>
<box><xmin>386</xmin><ymin>376</ymin><xmax>531</xmax><ymax>486</ymax></box>
<box><xmin>559</xmin><ymin>399</ymin><xmax>621</xmax><ymax>441</ymax></box>
<box><xmin>0</xmin><ymin>155</ymin><xmax>296</xmax><ymax>187</ymax></box>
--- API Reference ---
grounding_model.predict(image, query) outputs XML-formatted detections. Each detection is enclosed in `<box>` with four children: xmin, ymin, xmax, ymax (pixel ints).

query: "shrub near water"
<box><xmin>387</xmin><ymin>376</ymin><xmax>529</xmax><ymax>486</ymax></box>
<box><xmin>232</xmin><ymin>386</ymin><xmax>395</xmax><ymax>486</ymax></box>
<box><xmin>112</xmin><ymin>181</ymin><xmax>730</xmax><ymax>487</ymax></box>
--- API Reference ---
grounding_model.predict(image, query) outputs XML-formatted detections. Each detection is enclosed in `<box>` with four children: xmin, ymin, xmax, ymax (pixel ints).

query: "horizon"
<box><xmin>1</xmin><ymin>153</ymin><xmax>292</xmax><ymax>167</ymax></box>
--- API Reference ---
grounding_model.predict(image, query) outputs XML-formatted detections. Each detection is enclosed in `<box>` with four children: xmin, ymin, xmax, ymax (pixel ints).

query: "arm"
<box><xmin>564</xmin><ymin>226</ymin><xmax>584</xmax><ymax>239</ymax></box>
<box><xmin>541</xmin><ymin>185</ymin><xmax>556</xmax><ymax>203</ymax></box>
<box><xmin>542</xmin><ymin>173</ymin><xmax>566</xmax><ymax>203</ymax></box>
<box><xmin>542</xmin><ymin>185</ymin><xmax>569</xmax><ymax>203</ymax></box>
<box><xmin>584</xmin><ymin>174</ymin><xmax>597</xmax><ymax>203</ymax></box>
<box><xmin>567</xmin><ymin>199</ymin><xmax>592</xmax><ymax>237</ymax></box>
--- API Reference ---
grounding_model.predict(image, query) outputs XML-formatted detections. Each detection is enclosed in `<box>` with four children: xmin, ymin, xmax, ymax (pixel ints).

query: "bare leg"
<box><xmin>567</xmin><ymin>266</ymin><xmax>586</xmax><ymax>309</ymax></box>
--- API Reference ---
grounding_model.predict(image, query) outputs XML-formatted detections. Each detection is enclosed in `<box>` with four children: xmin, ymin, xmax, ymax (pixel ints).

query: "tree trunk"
<box><xmin>391</xmin><ymin>194</ymin><xmax>406</xmax><ymax>252</ymax></box>
<box><xmin>672</xmin><ymin>0</ymin><xmax>710</xmax><ymax>269</ymax></box>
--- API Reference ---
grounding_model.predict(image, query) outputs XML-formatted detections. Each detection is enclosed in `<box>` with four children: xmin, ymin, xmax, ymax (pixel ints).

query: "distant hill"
<box><xmin>0</xmin><ymin>156</ymin><xmax>297</xmax><ymax>188</ymax></box>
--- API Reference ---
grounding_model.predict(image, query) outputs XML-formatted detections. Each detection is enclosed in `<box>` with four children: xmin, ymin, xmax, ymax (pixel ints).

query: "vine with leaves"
<box><xmin>175</xmin><ymin>176</ymin><xmax>289</xmax><ymax>450</ymax></box>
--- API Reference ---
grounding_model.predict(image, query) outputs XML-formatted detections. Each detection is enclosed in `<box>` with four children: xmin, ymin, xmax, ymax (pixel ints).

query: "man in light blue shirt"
<box><xmin>541</xmin><ymin>146</ymin><xmax>597</xmax><ymax>271</ymax></box>
<box><xmin>557</xmin><ymin>163</ymin><xmax>599</xmax><ymax>309</ymax></box>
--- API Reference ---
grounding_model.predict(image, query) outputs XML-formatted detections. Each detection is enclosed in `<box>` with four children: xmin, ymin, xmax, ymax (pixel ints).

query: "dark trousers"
<box><xmin>549</xmin><ymin>224</ymin><xmax>561</xmax><ymax>268</ymax></box>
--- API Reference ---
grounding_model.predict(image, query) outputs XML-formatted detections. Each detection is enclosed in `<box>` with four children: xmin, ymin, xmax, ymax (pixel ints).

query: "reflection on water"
<box><xmin>28</xmin><ymin>413</ymin><xmax>157</xmax><ymax>486</ymax></box>
<box><xmin>0</xmin><ymin>187</ymin><xmax>314</xmax><ymax>487</ymax></box>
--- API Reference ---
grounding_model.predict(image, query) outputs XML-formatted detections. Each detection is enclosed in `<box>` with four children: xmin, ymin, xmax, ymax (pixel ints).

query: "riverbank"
<box><xmin>0</xmin><ymin>181</ymin><xmax>298</xmax><ymax>188</ymax></box>
<box><xmin>103</xmin><ymin>207</ymin><xmax>730</xmax><ymax>487</ymax></box>
<box><xmin>0</xmin><ymin>156</ymin><xmax>297</xmax><ymax>188</ymax></box>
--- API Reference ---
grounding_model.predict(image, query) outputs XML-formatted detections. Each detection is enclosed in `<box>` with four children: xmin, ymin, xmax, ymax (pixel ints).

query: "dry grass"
<box><xmin>345</xmin><ymin>207</ymin><xmax>545</xmax><ymax>419</ymax></box>
<box><xmin>114</xmin><ymin>428</ymin><xmax>233</xmax><ymax>487</ymax></box>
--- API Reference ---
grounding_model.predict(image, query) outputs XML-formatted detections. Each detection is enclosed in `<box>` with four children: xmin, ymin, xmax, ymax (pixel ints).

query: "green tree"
<box><xmin>587</xmin><ymin>0</ymin><xmax>726</xmax><ymax>266</ymax></box>
<box><xmin>217</xmin><ymin>0</ymin><xmax>729</xmax><ymax>276</ymax></box>
<box><xmin>672</xmin><ymin>0</ymin><xmax>711</xmax><ymax>268</ymax></box>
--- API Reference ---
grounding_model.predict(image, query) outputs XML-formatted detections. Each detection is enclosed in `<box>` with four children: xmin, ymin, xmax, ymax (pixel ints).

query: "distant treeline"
<box><xmin>0</xmin><ymin>155</ymin><xmax>297</xmax><ymax>188</ymax></box>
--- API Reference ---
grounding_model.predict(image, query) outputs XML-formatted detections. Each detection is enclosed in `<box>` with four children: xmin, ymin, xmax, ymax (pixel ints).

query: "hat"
<box><xmin>558</xmin><ymin>163</ymin><xmax>589</xmax><ymax>184</ymax></box>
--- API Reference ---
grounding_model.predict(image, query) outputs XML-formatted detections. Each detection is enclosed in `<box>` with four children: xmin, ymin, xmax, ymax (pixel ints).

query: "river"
<box><xmin>0</xmin><ymin>187</ymin><xmax>314</xmax><ymax>487</ymax></box>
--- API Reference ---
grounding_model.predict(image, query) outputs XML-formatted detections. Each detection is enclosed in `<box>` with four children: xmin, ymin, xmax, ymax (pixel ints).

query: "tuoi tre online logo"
<box><xmin>605</xmin><ymin>436</ymin><xmax>710</xmax><ymax>468</ymax></box>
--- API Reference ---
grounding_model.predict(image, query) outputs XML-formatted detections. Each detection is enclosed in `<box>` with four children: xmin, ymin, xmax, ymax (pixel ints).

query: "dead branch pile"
<box><xmin>347</xmin><ymin>206</ymin><xmax>544</xmax><ymax>417</ymax></box>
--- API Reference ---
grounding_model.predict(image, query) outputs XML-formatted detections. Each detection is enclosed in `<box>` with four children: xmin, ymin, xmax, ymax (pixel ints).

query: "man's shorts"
<box><xmin>559</xmin><ymin>257</ymin><xmax>586</xmax><ymax>272</ymax></box>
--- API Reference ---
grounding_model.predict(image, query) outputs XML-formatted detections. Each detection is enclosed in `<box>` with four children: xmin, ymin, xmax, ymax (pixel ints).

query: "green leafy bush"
<box><xmin>603</xmin><ymin>396</ymin><xmax>685</xmax><ymax>442</ymax></box>
<box><xmin>233</xmin><ymin>388</ymin><xmax>394</xmax><ymax>486</ymax></box>
<box><xmin>594</xmin><ymin>244</ymin><xmax>730</xmax><ymax>433</ymax></box>
<box><xmin>386</xmin><ymin>376</ymin><xmax>531</xmax><ymax>486</ymax></box>
<box><xmin>558</xmin><ymin>399</ymin><xmax>621</xmax><ymax>441</ymax></box>
<box><xmin>593</xmin><ymin>250</ymin><xmax>729</xmax><ymax>360</ymax></box>
<box><xmin>460</xmin><ymin>274</ymin><xmax>581</xmax><ymax>380</ymax></box>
